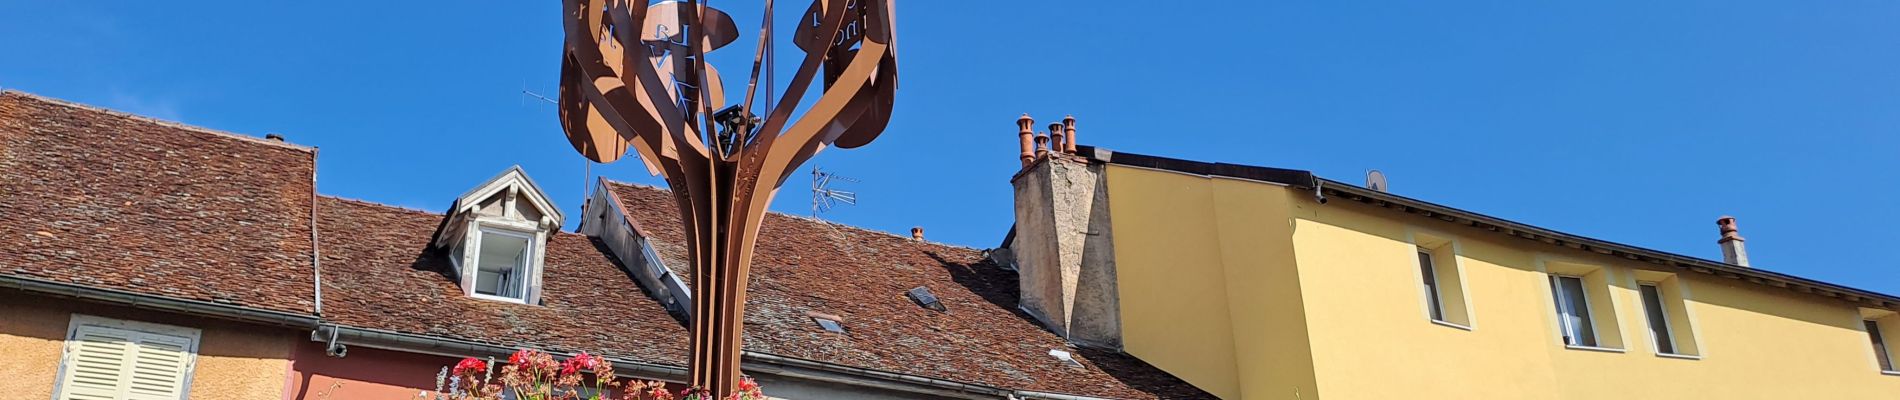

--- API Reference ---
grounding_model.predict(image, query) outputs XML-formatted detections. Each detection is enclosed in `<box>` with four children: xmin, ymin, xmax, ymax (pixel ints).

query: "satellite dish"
<box><xmin>1367</xmin><ymin>170</ymin><xmax>1388</xmax><ymax>192</ymax></box>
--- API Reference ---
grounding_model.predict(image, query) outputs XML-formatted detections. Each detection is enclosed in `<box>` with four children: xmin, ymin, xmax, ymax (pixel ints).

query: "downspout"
<box><xmin>311</xmin><ymin>147</ymin><xmax>323</xmax><ymax>316</ymax></box>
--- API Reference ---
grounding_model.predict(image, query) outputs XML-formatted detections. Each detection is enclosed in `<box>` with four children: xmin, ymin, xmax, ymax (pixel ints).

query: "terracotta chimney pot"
<box><xmin>911</xmin><ymin>226</ymin><xmax>924</xmax><ymax>241</ymax></box>
<box><xmin>1034</xmin><ymin>133</ymin><xmax>1050</xmax><ymax>159</ymax></box>
<box><xmin>1062</xmin><ymin>115</ymin><xmax>1077</xmax><ymax>153</ymax></box>
<box><xmin>1017</xmin><ymin>114</ymin><xmax>1036</xmax><ymax>167</ymax></box>
<box><xmin>1048</xmin><ymin>123</ymin><xmax>1067</xmax><ymax>155</ymax></box>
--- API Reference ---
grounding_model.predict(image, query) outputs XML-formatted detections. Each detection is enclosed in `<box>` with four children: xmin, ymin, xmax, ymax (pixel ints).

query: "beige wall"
<box><xmin>1099</xmin><ymin>165</ymin><xmax>1900</xmax><ymax>399</ymax></box>
<box><xmin>0</xmin><ymin>293</ymin><xmax>297</xmax><ymax>400</ymax></box>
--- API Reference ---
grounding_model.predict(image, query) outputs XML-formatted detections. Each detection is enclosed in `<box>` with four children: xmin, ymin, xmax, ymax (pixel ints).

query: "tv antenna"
<box><xmin>521</xmin><ymin>88</ymin><xmax>557</xmax><ymax>106</ymax></box>
<box><xmin>811</xmin><ymin>167</ymin><xmax>859</xmax><ymax>218</ymax></box>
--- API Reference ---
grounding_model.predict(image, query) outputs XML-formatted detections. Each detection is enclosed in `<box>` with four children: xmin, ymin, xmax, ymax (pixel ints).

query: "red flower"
<box><xmin>452</xmin><ymin>357</ymin><xmax>486</xmax><ymax>376</ymax></box>
<box><xmin>508</xmin><ymin>349</ymin><xmax>533</xmax><ymax>365</ymax></box>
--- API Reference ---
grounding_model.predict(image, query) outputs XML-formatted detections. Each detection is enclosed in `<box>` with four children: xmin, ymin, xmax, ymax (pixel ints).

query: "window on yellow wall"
<box><xmin>1638</xmin><ymin>284</ymin><xmax>1677</xmax><ymax>354</ymax></box>
<box><xmin>1419</xmin><ymin>251</ymin><xmax>1445</xmax><ymax>321</ymax></box>
<box><xmin>1866</xmin><ymin>320</ymin><xmax>1893</xmax><ymax>372</ymax></box>
<box><xmin>1550</xmin><ymin>275</ymin><xmax>1599</xmax><ymax>347</ymax></box>
<box><xmin>1863</xmin><ymin>308</ymin><xmax>1899</xmax><ymax>374</ymax></box>
<box><xmin>1543</xmin><ymin>260</ymin><xmax>1627</xmax><ymax>351</ymax></box>
<box><xmin>1412</xmin><ymin>232</ymin><xmax>1471</xmax><ymax>329</ymax></box>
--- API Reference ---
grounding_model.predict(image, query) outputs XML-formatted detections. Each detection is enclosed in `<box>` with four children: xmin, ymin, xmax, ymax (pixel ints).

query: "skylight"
<box><xmin>907</xmin><ymin>286</ymin><xmax>945</xmax><ymax>312</ymax></box>
<box><xmin>814</xmin><ymin>317</ymin><xmax>845</xmax><ymax>333</ymax></box>
<box><xmin>807</xmin><ymin>311</ymin><xmax>847</xmax><ymax>334</ymax></box>
<box><xmin>1048</xmin><ymin>349</ymin><xmax>1084</xmax><ymax>369</ymax></box>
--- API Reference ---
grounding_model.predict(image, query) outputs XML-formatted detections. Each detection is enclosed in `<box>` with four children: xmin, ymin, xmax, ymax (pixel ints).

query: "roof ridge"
<box><xmin>601</xmin><ymin>179</ymin><xmax>989</xmax><ymax>252</ymax></box>
<box><xmin>317</xmin><ymin>194</ymin><xmax>611</xmax><ymax>239</ymax></box>
<box><xmin>318</xmin><ymin>194</ymin><xmax>443</xmax><ymax>216</ymax></box>
<box><xmin>0</xmin><ymin>90</ymin><xmax>316</xmax><ymax>152</ymax></box>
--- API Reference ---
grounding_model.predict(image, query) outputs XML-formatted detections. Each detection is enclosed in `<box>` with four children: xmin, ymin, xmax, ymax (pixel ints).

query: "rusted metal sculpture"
<box><xmin>556</xmin><ymin>0</ymin><xmax>897</xmax><ymax>395</ymax></box>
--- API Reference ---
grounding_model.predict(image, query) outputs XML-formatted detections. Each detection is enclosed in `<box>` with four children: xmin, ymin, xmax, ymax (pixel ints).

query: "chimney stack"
<box><xmin>911</xmin><ymin>226</ymin><xmax>924</xmax><ymax>241</ymax></box>
<box><xmin>1716</xmin><ymin>216</ymin><xmax>1749</xmax><ymax>267</ymax></box>
<box><xmin>1048</xmin><ymin>123</ymin><xmax>1067</xmax><ymax>154</ymax></box>
<box><xmin>1017</xmin><ymin>114</ymin><xmax>1036</xmax><ymax>167</ymax></box>
<box><xmin>1062</xmin><ymin>115</ymin><xmax>1077</xmax><ymax>153</ymax></box>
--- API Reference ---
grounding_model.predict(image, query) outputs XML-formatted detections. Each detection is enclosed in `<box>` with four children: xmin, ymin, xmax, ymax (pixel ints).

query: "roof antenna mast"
<box><xmin>811</xmin><ymin>167</ymin><xmax>859</xmax><ymax>218</ymax></box>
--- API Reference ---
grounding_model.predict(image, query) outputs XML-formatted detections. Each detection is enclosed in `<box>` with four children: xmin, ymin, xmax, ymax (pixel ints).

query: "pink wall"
<box><xmin>285</xmin><ymin>341</ymin><xmax>457</xmax><ymax>400</ymax></box>
<box><xmin>283</xmin><ymin>341</ymin><xmax>689</xmax><ymax>400</ymax></box>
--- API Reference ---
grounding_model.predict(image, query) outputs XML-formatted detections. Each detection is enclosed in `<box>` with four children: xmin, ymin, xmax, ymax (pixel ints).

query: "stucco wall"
<box><xmin>1099</xmin><ymin>165</ymin><xmax>1900</xmax><ymax>398</ymax></box>
<box><xmin>1286</xmin><ymin>186</ymin><xmax>1900</xmax><ymax>399</ymax></box>
<box><xmin>0</xmin><ymin>293</ymin><xmax>296</xmax><ymax>400</ymax></box>
<box><xmin>286</xmin><ymin>342</ymin><xmax>459</xmax><ymax>400</ymax></box>
<box><xmin>1010</xmin><ymin>158</ymin><xmax>1123</xmax><ymax>348</ymax></box>
<box><xmin>1103</xmin><ymin>165</ymin><xmax>1321</xmax><ymax>399</ymax></box>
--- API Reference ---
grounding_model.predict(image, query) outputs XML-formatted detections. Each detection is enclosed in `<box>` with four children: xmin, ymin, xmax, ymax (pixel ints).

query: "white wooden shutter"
<box><xmin>124</xmin><ymin>332</ymin><xmax>194</xmax><ymax>400</ymax></box>
<box><xmin>57</xmin><ymin>319</ymin><xmax>198</xmax><ymax>400</ymax></box>
<box><xmin>58</xmin><ymin>326</ymin><xmax>135</xmax><ymax>400</ymax></box>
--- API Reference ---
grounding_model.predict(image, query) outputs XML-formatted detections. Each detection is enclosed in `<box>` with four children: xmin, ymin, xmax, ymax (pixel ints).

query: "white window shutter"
<box><xmin>58</xmin><ymin>326</ymin><xmax>135</xmax><ymax>400</ymax></box>
<box><xmin>57</xmin><ymin>319</ymin><xmax>198</xmax><ymax>400</ymax></box>
<box><xmin>124</xmin><ymin>332</ymin><xmax>194</xmax><ymax>400</ymax></box>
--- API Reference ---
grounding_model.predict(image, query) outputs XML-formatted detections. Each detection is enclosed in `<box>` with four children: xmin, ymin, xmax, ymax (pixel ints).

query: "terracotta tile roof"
<box><xmin>0</xmin><ymin>91</ymin><xmax>318</xmax><ymax>314</ymax></box>
<box><xmin>314</xmin><ymin>196</ymin><xmax>690</xmax><ymax>365</ymax></box>
<box><xmin>607</xmin><ymin>182</ymin><xmax>1212</xmax><ymax>399</ymax></box>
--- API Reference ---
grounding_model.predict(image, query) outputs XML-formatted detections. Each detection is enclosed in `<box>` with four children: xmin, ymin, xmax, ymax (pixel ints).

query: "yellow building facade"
<box><xmin>1010</xmin><ymin>148</ymin><xmax>1900</xmax><ymax>399</ymax></box>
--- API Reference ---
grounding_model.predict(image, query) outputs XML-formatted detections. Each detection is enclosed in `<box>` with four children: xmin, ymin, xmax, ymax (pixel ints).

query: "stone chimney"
<box><xmin>1009</xmin><ymin>115</ymin><xmax>1122</xmax><ymax>349</ymax></box>
<box><xmin>1717</xmin><ymin>216</ymin><xmax>1749</xmax><ymax>267</ymax></box>
<box><xmin>910</xmin><ymin>226</ymin><xmax>924</xmax><ymax>241</ymax></box>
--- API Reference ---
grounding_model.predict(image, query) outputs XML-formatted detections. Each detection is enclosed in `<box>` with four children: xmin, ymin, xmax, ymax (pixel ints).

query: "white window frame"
<box><xmin>1408</xmin><ymin>229</ymin><xmax>1474</xmax><ymax>330</ymax></box>
<box><xmin>1637</xmin><ymin>282</ymin><xmax>1683</xmax><ymax>356</ymax></box>
<box><xmin>470</xmin><ymin>226</ymin><xmax>537</xmax><ymax>303</ymax></box>
<box><xmin>1418</xmin><ymin>250</ymin><xmax>1444</xmax><ymax>320</ymax></box>
<box><xmin>1549</xmin><ymin>275</ymin><xmax>1605</xmax><ymax>350</ymax></box>
<box><xmin>54</xmin><ymin>315</ymin><xmax>203</xmax><ymax>400</ymax></box>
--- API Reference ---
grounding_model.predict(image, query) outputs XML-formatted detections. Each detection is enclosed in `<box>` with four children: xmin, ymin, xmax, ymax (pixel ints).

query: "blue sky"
<box><xmin>2</xmin><ymin>1</ymin><xmax>1896</xmax><ymax>295</ymax></box>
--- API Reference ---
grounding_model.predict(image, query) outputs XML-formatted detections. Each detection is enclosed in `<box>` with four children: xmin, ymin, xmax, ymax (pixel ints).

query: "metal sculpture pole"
<box><xmin>556</xmin><ymin>0</ymin><xmax>897</xmax><ymax>395</ymax></box>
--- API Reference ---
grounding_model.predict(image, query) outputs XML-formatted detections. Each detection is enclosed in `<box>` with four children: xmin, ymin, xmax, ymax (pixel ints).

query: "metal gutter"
<box><xmin>312</xmin><ymin>324</ymin><xmax>688</xmax><ymax>382</ymax></box>
<box><xmin>309</xmin><ymin>324</ymin><xmax>1117</xmax><ymax>399</ymax></box>
<box><xmin>739</xmin><ymin>352</ymin><xmax>1117</xmax><ymax>400</ymax></box>
<box><xmin>740</xmin><ymin>351</ymin><xmax>1012</xmax><ymax>399</ymax></box>
<box><xmin>310</xmin><ymin>146</ymin><xmax>323</xmax><ymax>317</ymax></box>
<box><xmin>0</xmin><ymin>274</ymin><xmax>320</xmax><ymax>328</ymax></box>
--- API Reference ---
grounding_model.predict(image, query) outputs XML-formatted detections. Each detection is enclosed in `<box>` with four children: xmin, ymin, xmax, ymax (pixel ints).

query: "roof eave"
<box><xmin>1316</xmin><ymin>178</ymin><xmax>1900</xmax><ymax>310</ymax></box>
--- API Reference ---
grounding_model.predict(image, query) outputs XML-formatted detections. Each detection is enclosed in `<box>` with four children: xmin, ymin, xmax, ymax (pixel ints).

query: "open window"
<box><xmin>431</xmin><ymin>167</ymin><xmax>564</xmax><ymax>305</ymax></box>
<box><xmin>1631</xmin><ymin>271</ymin><xmax>1700</xmax><ymax>358</ymax></box>
<box><xmin>474</xmin><ymin>228</ymin><xmax>534</xmax><ymax>300</ymax></box>
<box><xmin>1863</xmin><ymin>308</ymin><xmax>1899</xmax><ymax>374</ymax></box>
<box><xmin>1411</xmin><ymin>230</ymin><xmax>1472</xmax><ymax>329</ymax></box>
<box><xmin>1542</xmin><ymin>259</ymin><xmax>1625</xmax><ymax>351</ymax></box>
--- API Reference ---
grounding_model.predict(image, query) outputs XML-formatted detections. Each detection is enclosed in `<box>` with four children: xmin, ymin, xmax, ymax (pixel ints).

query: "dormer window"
<box><xmin>474</xmin><ymin>228</ymin><xmax>534</xmax><ymax>300</ymax></box>
<box><xmin>431</xmin><ymin>166</ymin><xmax>564</xmax><ymax>305</ymax></box>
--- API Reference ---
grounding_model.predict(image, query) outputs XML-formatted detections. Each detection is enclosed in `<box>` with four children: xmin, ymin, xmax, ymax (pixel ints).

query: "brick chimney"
<box><xmin>1717</xmin><ymin>216</ymin><xmax>1749</xmax><ymax>267</ymax></box>
<box><xmin>1007</xmin><ymin>115</ymin><xmax>1121</xmax><ymax>348</ymax></box>
<box><xmin>910</xmin><ymin>226</ymin><xmax>924</xmax><ymax>241</ymax></box>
